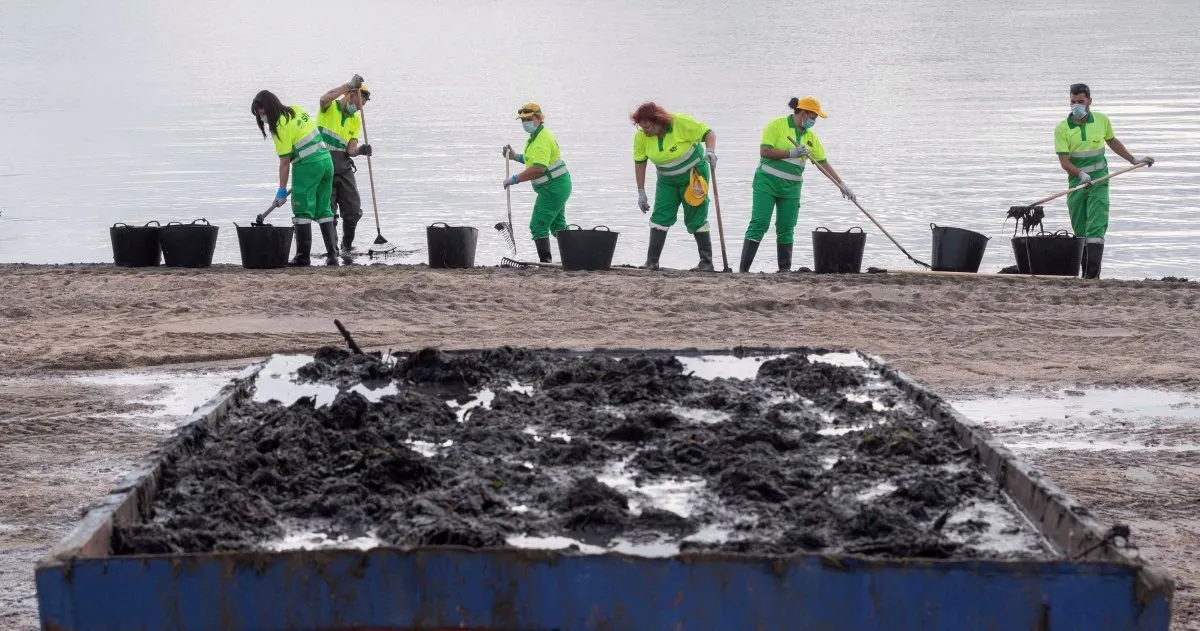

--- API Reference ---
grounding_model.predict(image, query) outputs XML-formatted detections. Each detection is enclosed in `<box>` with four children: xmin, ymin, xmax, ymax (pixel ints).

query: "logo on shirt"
<box><xmin>670</xmin><ymin>146</ymin><xmax>678</xmax><ymax>153</ymax></box>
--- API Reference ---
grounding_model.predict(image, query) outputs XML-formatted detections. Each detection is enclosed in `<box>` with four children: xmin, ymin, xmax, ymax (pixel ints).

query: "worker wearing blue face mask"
<box><xmin>740</xmin><ymin>97</ymin><xmax>854</xmax><ymax>273</ymax></box>
<box><xmin>317</xmin><ymin>74</ymin><xmax>372</xmax><ymax>253</ymax></box>
<box><xmin>501</xmin><ymin>103</ymin><xmax>572</xmax><ymax>263</ymax></box>
<box><xmin>1055</xmin><ymin>83</ymin><xmax>1154</xmax><ymax>279</ymax></box>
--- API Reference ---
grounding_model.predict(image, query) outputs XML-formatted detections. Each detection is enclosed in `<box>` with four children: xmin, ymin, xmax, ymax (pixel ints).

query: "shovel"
<box><xmin>255</xmin><ymin>188</ymin><xmax>291</xmax><ymax>225</ymax></box>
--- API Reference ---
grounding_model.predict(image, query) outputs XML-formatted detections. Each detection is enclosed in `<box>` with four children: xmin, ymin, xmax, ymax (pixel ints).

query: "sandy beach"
<box><xmin>1</xmin><ymin>264</ymin><xmax>1198</xmax><ymax>628</ymax></box>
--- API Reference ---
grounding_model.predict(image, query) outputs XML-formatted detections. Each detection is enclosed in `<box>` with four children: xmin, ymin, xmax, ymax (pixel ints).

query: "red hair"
<box><xmin>630</xmin><ymin>102</ymin><xmax>673</xmax><ymax>128</ymax></box>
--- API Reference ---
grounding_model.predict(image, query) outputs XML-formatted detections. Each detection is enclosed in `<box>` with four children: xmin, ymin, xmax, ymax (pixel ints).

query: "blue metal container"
<box><xmin>35</xmin><ymin>349</ymin><xmax>1174</xmax><ymax>630</ymax></box>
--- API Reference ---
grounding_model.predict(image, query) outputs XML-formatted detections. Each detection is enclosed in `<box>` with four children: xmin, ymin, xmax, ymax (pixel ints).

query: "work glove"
<box><xmin>355</xmin><ymin>143</ymin><xmax>372</xmax><ymax>157</ymax></box>
<box><xmin>1077</xmin><ymin>171</ymin><xmax>1093</xmax><ymax>187</ymax></box>
<box><xmin>274</xmin><ymin>187</ymin><xmax>288</xmax><ymax>205</ymax></box>
<box><xmin>787</xmin><ymin>144</ymin><xmax>810</xmax><ymax>159</ymax></box>
<box><xmin>704</xmin><ymin>148</ymin><xmax>718</xmax><ymax>168</ymax></box>
<box><xmin>501</xmin><ymin>144</ymin><xmax>525</xmax><ymax>163</ymax></box>
<box><xmin>638</xmin><ymin>189</ymin><xmax>649</xmax><ymax>213</ymax></box>
<box><xmin>503</xmin><ymin>175</ymin><xmax>519</xmax><ymax>189</ymax></box>
<box><xmin>1135</xmin><ymin>156</ymin><xmax>1155</xmax><ymax>167</ymax></box>
<box><xmin>840</xmin><ymin>185</ymin><xmax>857</xmax><ymax>203</ymax></box>
<box><xmin>348</xmin><ymin>74</ymin><xmax>364</xmax><ymax>89</ymax></box>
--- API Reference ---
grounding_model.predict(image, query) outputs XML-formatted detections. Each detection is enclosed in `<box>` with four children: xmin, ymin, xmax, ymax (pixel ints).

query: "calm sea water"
<box><xmin>1</xmin><ymin>0</ymin><xmax>1198</xmax><ymax>278</ymax></box>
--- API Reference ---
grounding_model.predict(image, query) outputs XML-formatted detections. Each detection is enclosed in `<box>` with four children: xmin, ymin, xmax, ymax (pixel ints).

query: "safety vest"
<box><xmin>317</xmin><ymin>100</ymin><xmax>362</xmax><ymax>154</ymax></box>
<box><xmin>524</xmin><ymin>125</ymin><xmax>569</xmax><ymax>191</ymax></box>
<box><xmin>633</xmin><ymin>113</ymin><xmax>711</xmax><ymax>178</ymax></box>
<box><xmin>757</xmin><ymin>115</ymin><xmax>828</xmax><ymax>185</ymax></box>
<box><xmin>1055</xmin><ymin>111</ymin><xmax>1113</xmax><ymax>176</ymax></box>
<box><xmin>271</xmin><ymin>105</ymin><xmax>328</xmax><ymax>164</ymax></box>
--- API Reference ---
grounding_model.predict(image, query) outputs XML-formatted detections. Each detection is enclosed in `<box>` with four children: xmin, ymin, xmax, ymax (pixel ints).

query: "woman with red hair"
<box><xmin>630</xmin><ymin>102</ymin><xmax>718</xmax><ymax>271</ymax></box>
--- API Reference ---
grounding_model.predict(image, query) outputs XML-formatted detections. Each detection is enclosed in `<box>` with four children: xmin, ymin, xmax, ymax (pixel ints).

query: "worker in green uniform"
<box><xmin>630</xmin><ymin>102</ymin><xmax>718</xmax><ymax>271</ymax></box>
<box><xmin>252</xmin><ymin>89</ymin><xmax>337</xmax><ymax>266</ymax></box>
<box><xmin>1055</xmin><ymin>83</ymin><xmax>1154</xmax><ymax>279</ymax></box>
<box><xmin>740</xmin><ymin>96</ymin><xmax>855</xmax><ymax>273</ymax></box>
<box><xmin>318</xmin><ymin>74</ymin><xmax>373</xmax><ymax>253</ymax></box>
<box><xmin>501</xmin><ymin>103</ymin><xmax>571</xmax><ymax>263</ymax></box>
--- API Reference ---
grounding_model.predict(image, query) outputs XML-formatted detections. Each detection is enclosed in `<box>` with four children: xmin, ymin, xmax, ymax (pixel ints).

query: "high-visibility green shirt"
<box><xmin>272</xmin><ymin>105</ymin><xmax>328</xmax><ymax>164</ymax></box>
<box><xmin>1055</xmin><ymin>111</ymin><xmax>1114</xmax><ymax>176</ymax></box>
<box><xmin>523</xmin><ymin>125</ymin><xmax>568</xmax><ymax>192</ymax></box>
<box><xmin>317</xmin><ymin>100</ymin><xmax>362</xmax><ymax>153</ymax></box>
<box><xmin>633</xmin><ymin>113</ymin><xmax>711</xmax><ymax>178</ymax></box>
<box><xmin>757</xmin><ymin>115</ymin><xmax>827</xmax><ymax>189</ymax></box>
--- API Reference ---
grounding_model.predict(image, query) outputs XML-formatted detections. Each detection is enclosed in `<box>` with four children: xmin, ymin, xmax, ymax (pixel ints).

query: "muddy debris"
<box><xmin>112</xmin><ymin>347</ymin><xmax>1052</xmax><ymax>560</ymax></box>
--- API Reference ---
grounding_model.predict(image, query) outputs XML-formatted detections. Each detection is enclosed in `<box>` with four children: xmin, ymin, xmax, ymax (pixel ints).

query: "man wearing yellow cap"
<box><xmin>739</xmin><ymin>97</ymin><xmax>855</xmax><ymax>273</ymax></box>
<box><xmin>318</xmin><ymin>74</ymin><xmax>373</xmax><ymax>256</ymax></box>
<box><xmin>502</xmin><ymin>103</ymin><xmax>571</xmax><ymax>263</ymax></box>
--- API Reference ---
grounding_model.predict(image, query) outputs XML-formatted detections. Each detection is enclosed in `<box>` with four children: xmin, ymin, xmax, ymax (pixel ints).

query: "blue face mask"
<box><xmin>522</xmin><ymin>120</ymin><xmax>539</xmax><ymax>134</ymax></box>
<box><xmin>1071</xmin><ymin>103</ymin><xmax>1087</xmax><ymax>119</ymax></box>
<box><xmin>802</xmin><ymin>119</ymin><xmax>816</xmax><ymax>129</ymax></box>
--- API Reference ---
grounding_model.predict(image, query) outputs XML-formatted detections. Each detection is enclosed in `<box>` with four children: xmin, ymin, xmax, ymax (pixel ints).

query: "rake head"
<box><xmin>495</xmin><ymin>221</ymin><xmax>517</xmax><ymax>256</ymax></box>
<box><xmin>500</xmin><ymin>256</ymin><xmax>532</xmax><ymax>268</ymax></box>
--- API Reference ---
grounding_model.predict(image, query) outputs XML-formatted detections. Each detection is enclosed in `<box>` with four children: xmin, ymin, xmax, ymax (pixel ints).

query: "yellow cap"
<box><xmin>516</xmin><ymin>102</ymin><xmax>542</xmax><ymax>120</ymax></box>
<box><xmin>354</xmin><ymin>85</ymin><xmax>371</xmax><ymax>100</ymax></box>
<box><xmin>793</xmin><ymin>96</ymin><xmax>827</xmax><ymax>118</ymax></box>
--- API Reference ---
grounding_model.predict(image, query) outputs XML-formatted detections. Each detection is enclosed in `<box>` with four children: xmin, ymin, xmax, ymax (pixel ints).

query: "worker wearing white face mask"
<box><xmin>318</xmin><ymin>74</ymin><xmax>372</xmax><ymax>253</ymax></box>
<box><xmin>501</xmin><ymin>103</ymin><xmax>572</xmax><ymax>263</ymax></box>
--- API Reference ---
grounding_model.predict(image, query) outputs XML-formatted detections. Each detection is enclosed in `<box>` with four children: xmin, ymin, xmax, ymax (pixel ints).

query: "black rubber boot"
<box><xmin>535</xmin><ymin>237</ymin><xmax>553</xmax><ymax>263</ymax></box>
<box><xmin>777</xmin><ymin>242</ymin><xmax>793</xmax><ymax>273</ymax></box>
<box><xmin>738</xmin><ymin>239</ymin><xmax>760</xmax><ymax>273</ymax></box>
<box><xmin>1082</xmin><ymin>242</ymin><xmax>1104</xmax><ymax>279</ymax></box>
<box><xmin>319</xmin><ymin>221</ymin><xmax>340</xmax><ymax>266</ymax></box>
<box><xmin>290</xmin><ymin>223</ymin><xmax>312</xmax><ymax>267</ymax></box>
<box><xmin>691</xmin><ymin>231</ymin><xmax>715</xmax><ymax>272</ymax></box>
<box><xmin>642</xmin><ymin>229</ymin><xmax>667</xmax><ymax>270</ymax></box>
<box><xmin>341</xmin><ymin>220</ymin><xmax>358</xmax><ymax>252</ymax></box>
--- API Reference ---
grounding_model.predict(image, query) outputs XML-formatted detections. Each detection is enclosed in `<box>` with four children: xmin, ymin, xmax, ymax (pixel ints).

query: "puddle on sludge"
<box><xmin>676</xmin><ymin>351</ymin><xmax>868</xmax><ymax>381</ymax></box>
<box><xmin>74</xmin><ymin>370</ymin><xmax>239</xmax><ymax>428</ymax></box>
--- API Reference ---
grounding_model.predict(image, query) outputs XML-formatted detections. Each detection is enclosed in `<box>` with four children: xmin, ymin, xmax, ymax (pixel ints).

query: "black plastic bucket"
<box><xmin>159</xmin><ymin>219</ymin><xmax>219</xmax><ymax>268</ymax></box>
<box><xmin>1011</xmin><ymin>231</ymin><xmax>1084</xmax><ymax>276</ymax></box>
<box><xmin>556</xmin><ymin>224</ymin><xmax>619</xmax><ymax>271</ymax></box>
<box><xmin>109</xmin><ymin>221</ymin><xmax>162</xmax><ymax>267</ymax></box>
<box><xmin>426</xmin><ymin>222</ymin><xmax>478</xmax><ymax>269</ymax></box>
<box><xmin>931</xmin><ymin>223</ymin><xmax>990</xmax><ymax>273</ymax></box>
<box><xmin>235</xmin><ymin>223</ymin><xmax>294</xmax><ymax>269</ymax></box>
<box><xmin>812</xmin><ymin>227</ymin><xmax>866</xmax><ymax>274</ymax></box>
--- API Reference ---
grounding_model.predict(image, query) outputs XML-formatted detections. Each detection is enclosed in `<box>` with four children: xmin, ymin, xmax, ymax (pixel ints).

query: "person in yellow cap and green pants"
<box><xmin>501</xmin><ymin>103</ymin><xmax>571</xmax><ymax>263</ymax></box>
<box><xmin>251</xmin><ymin>89</ymin><xmax>336</xmax><ymax>266</ymax></box>
<box><xmin>1056</xmin><ymin>83</ymin><xmax>1154</xmax><ymax>279</ymax></box>
<box><xmin>630</xmin><ymin>101</ymin><xmax>718</xmax><ymax>271</ymax></box>
<box><xmin>318</xmin><ymin>74</ymin><xmax>373</xmax><ymax>254</ymax></box>
<box><xmin>740</xmin><ymin>96</ymin><xmax>855</xmax><ymax>273</ymax></box>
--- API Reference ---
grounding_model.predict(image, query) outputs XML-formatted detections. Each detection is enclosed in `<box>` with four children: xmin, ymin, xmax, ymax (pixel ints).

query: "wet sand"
<box><xmin>1</xmin><ymin>264</ymin><xmax>1198</xmax><ymax>629</ymax></box>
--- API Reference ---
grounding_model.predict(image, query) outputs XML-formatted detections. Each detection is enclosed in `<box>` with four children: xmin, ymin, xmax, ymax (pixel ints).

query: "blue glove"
<box><xmin>503</xmin><ymin>175</ymin><xmax>519</xmax><ymax>189</ymax></box>
<box><xmin>275</xmin><ymin>187</ymin><xmax>288</xmax><ymax>203</ymax></box>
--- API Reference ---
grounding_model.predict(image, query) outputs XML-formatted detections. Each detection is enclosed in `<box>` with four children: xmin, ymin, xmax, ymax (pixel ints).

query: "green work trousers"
<box><xmin>745</xmin><ymin>171</ymin><xmax>802</xmax><ymax>244</ymax></box>
<box><xmin>1067</xmin><ymin>174</ymin><xmax>1110</xmax><ymax>241</ymax></box>
<box><xmin>649</xmin><ymin>161</ymin><xmax>711</xmax><ymax>233</ymax></box>
<box><xmin>292</xmin><ymin>152</ymin><xmax>335</xmax><ymax>223</ymax></box>
<box><xmin>530</xmin><ymin>174</ymin><xmax>572</xmax><ymax>240</ymax></box>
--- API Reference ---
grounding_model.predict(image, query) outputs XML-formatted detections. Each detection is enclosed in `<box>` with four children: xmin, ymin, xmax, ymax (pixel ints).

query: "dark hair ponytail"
<box><xmin>251</xmin><ymin>90</ymin><xmax>295</xmax><ymax>139</ymax></box>
<box><xmin>788</xmin><ymin>97</ymin><xmax>800</xmax><ymax>112</ymax></box>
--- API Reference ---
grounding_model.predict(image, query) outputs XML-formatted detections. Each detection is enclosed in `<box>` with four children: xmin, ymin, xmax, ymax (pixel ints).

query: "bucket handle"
<box><xmin>166</xmin><ymin>221</ymin><xmax>185</xmax><ymax>226</ymax></box>
<box><xmin>112</xmin><ymin>222</ymin><xmax>129</xmax><ymax>228</ymax></box>
<box><xmin>190</xmin><ymin>218</ymin><xmax>210</xmax><ymax>225</ymax></box>
<box><xmin>429</xmin><ymin>222</ymin><xmax>452</xmax><ymax>228</ymax></box>
<box><xmin>592</xmin><ymin>225</ymin><xmax>612</xmax><ymax>231</ymax></box>
<box><xmin>846</xmin><ymin>226</ymin><xmax>864</xmax><ymax>233</ymax></box>
<box><xmin>144</xmin><ymin>220</ymin><xmax>161</xmax><ymax>227</ymax></box>
<box><xmin>815</xmin><ymin>226</ymin><xmax>831</xmax><ymax>233</ymax></box>
<box><xmin>930</xmin><ymin>222</ymin><xmax>938</xmax><ymax>231</ymax></box>
<box><xmin>566</xmin><ymin>223</ymin><xmax>583</xmax><ymax>231</ymax></box>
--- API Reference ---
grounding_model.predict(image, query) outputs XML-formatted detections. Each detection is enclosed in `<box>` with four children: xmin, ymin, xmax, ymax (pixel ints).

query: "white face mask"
<box><xmin>1071</xmin><ymin>103</ymin><xmax>1088</xmax><ymax>119</ymax></box>
<box><xmin>522</xmin><ymin>120</ymin><xmax>539</xmax><ymax>134</ymax></box>
<box><xmin>259</xmin><ymin>114</ymin><xmax>269</xmax><ymax>126</ymax></box>
<box><xmin>346</xmin><ymin>103</ymin><xmax>358</xmax><ymax>115</ymax></box>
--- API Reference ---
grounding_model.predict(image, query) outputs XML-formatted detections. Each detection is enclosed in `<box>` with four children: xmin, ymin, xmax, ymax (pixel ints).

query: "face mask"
<box><xmin>802</xmin><ymin>119</ymin><xmax>816</xmax><ymax>129</ymax></box>
<box><xmin>522</xmin><ymin>120</ymin><xmax>539</xmax><ymax>134</ymax></box>
<box><xmin>346</xmin><ymin>103</ymin><xmax>358</xmax><ymax>115</ymax></box>
<box><xmin>1071</xmin><ymin>103</ymin><xmax>1088</xmax><ymax>119</ymax></box>
<box><xmin>259</xmin><ymin>115</ymin><xmax>268</xmax><ymax>126</ymax></box>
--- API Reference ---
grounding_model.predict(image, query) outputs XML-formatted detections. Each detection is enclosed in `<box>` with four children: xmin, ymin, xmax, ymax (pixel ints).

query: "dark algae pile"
<box><xmin>113</xmin><ymin>347</ymin><xmax>1051</xmax><ymax>559</ymax></box>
